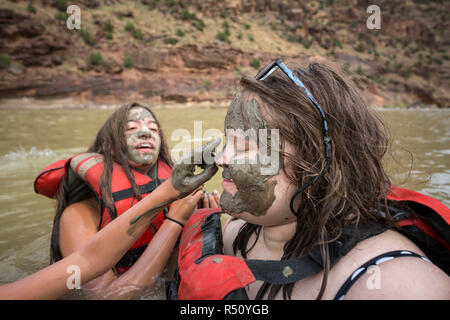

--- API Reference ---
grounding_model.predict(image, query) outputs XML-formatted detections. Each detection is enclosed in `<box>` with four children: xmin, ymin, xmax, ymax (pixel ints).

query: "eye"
<box><xmin>126</xmin><ymin>121</ymin><xmax>138</xmax><ymax>131</ymax></box>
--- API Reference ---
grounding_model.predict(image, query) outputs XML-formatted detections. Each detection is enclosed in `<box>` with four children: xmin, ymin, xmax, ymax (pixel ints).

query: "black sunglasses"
<box><xmin>255</xmin><ymin>58</ymin><xmax>332</xmax><ymax>216</ymax></box>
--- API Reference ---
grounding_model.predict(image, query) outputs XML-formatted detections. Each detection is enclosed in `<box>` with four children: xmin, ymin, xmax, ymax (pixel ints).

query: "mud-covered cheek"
<box><xmin>126</xmin><ymin>134</ymin><xmax>138</xmax><ymax>156</ymax></box>
<box><xmin>221</xmin><ymin>163</ymin><xmax>277</xmax><ymax>216</ymax></box>
<box><xmin>152</xmin><ymin>133</ymin><xmax>161</xmax><ymax>152</ymax></box>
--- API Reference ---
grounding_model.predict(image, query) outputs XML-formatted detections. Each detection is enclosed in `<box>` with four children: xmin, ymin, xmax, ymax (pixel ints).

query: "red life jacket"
<box><xmin>168</xmin><ymin>187</ymin><xmax>449</xmax><ymax>300</ymax></box>
<box><xmin>34</xmin><ymin>153</ymin><xmax>172</xmax><ymax>273</ymax></box>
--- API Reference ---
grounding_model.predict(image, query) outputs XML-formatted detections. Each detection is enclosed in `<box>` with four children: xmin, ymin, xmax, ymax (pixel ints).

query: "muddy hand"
<box><xmin>171</xmin><ymin>138</ymin><xmax>220</xmax><ymax>198</ymax></box>
<box><xmin>129</xmin><ymin>138</ymin><xmax>220</xmax><ymax>228</ymax></box>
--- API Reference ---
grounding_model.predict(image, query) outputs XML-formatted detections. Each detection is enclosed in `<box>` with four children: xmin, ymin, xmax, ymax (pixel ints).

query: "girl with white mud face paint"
<box><xmin>44</xmin><ymin>102</ymin><xmax>206</xmax><ymax>300</ymax></box>
<box><xmin>126</xmin><ymin>106</ymin><xmax>162</xmax><ymax>174</ymax></box>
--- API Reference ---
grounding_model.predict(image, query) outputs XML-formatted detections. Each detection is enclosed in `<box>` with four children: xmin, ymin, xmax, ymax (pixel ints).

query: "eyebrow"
<box><xmin>127</xmin><ymin>119</ymin><xmax>157</xmax><ymax>124</ymax></box>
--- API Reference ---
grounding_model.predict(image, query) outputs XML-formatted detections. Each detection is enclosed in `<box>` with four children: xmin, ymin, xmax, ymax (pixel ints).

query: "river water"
<box><xmin>0</xmin><ymin>107</ymin><xmax>448</xmax><ymax>298</ymax></box>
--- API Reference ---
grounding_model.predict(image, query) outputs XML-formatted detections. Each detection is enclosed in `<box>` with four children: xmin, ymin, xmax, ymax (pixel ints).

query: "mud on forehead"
<box><xmin>128</xmin><ymin>106</ymin><xmax>155</xmax><ymax>122</ymax></box>
<box><xmin>225</xmin><ymin>91</ymin><xmax>268</xmax><ymax>132</ymax></box>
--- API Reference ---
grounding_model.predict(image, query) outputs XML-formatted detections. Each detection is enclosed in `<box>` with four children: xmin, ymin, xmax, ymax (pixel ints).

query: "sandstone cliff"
<box><xmin>0</xmin><ymin>0</ymin><xmax>449</xmax><ymax>108</ymax></box>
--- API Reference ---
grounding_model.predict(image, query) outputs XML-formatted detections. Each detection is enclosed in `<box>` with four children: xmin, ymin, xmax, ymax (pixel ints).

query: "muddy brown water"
<box><xmin>0</xmin><ymin>107</ymin><xmax>448</xmax><ymax>299</ymax></box>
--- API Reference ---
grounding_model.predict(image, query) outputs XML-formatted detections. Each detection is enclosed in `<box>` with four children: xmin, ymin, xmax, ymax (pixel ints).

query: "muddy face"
<box><xmin>126</xmin><ymin>106</ymin><xmax>161</xmax><ymax>172</ymax></box>
<box><xmin>219</xmin><ymin>94</ymin><xmax>280</xmax><ymax>217</ymax></box>
<box><xmin>221</xmin><ymin>158</ymin><xmax>277</xmax><ymax>216</ymax></box>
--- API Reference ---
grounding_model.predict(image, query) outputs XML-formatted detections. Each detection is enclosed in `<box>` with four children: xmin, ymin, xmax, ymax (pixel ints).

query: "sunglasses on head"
<box><xmin>255</xmin><ymin>58</ymin><xmax>332</xmax><ymax>216</ymax></box>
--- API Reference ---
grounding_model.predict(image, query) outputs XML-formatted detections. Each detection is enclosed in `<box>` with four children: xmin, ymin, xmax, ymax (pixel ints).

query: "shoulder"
<box><xmin>59</xmin><ymin>197</ymin><xmax>101</xmax><ymax>256</ymax></box>
<box><xmin>328</xmin><ymin>229</ymin><xmax>450</xmax><ymax>300</ymax></box>
<box><xmin>344</xmin><ymin>253</ymin><xmax>450</xmax><ymax>299</ymax></box>
<box><xmin>69</xmin><ymin>153</ymin><xmax>104</xmax><ymax>177</ymax></box>
<box><xmin>60</xmin><ymin>197</ymin><xmax>101</xmax><ymax>231</ymax></box>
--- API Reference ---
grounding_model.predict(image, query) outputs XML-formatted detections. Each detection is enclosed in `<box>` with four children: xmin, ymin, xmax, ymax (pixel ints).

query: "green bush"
<box><xmin>181</xmin><ymin>9</ymin><xmax>195</xmax><ymax>21</ymax></box>
<box><xmin>343</xmin><ymin>62</ymin><xmax>351</xmax><ymax>74</ymax></box>
<box><xmin>54</xmin><ymin>12</ymin><xmax>69</xmax><ymax>22</ymax></box>
<box><xmin>131</xmin><ymin>28</ymin><xmax>143</xmax><ymax>40</ymax></box>
<box><xmin>355</xmin><ymin>42</ymin><xmax>365</xmax><ymax>53</ymax></box>
<box><xmin>124</xmin><ymin>23</ymin><xmax>143</xmax><ymax>40</ymax></box>
<box><xmin>124</xmin><ymin>22</ymin><xmax>135</xmax><ymax>32</ymax></box>
<box><xmin>89</xmin><ymin>52</ymin><xmax>103</xmax><ymax>66</ymax></box>
<box><xmin>250</xmin><ymin>57</ymin><xmax>260</xmax><ymax>70</ymax></box>
<box><xmin>192</xmin><ymin>19</ymin><xmax>205</xmax><ymax>32</ymax></box>
<box><xmin>287</xmin><ymin>34</ymin><xmax>297</xmax><ymax>43</ymax></box>
<box><xmin>123</xmin><ymin>55</ymin><xmax>134</xmax><ymax>68</ymax></box>
<box><xmin>215</xmin><ymin>32</ymin><xmax>230</xmax><ymax>43</ymax></box>
<box><xmin>0</xmin><ymin>54</ymin><xmax>11</xmax><ymax>69</ymax></box>
<box><xmin>244</xmin><ymin>23</ymin><xmax>251</xmax><ymax>30</ymax></box>
<box><xmin>85</xmin><ymin>0</ymin><xmax>100</xmax><ymax>8</ymax></box>
<box><xmin>103</xmin><ymin>21</ymin><xmax>114</xmax><ymax>33</ymax></box>
<box><xmin>27</xmin><ymin>4</ymin><xmax>37</xmax><ymax>14</ymax></box>
<box><xmin>80</xmin><ymin>29</ymin><xmax>96</xmax><ymax>46</ymax></box>
<box><xmin>165</xmin><ymin>0</ymin><xmax>178</xmax><ymax>7</ymax></box>
<box><xmin>176</xmin><ymin>29</ymin><xmax>185</xmax><ymax>37</ymax></box>
<box><xmin>105</xmin><ymin>32</ymin><xmax>113</xmax><ymax>40</ymax></box>
<box><xmin>165</xmin><ymin>37</ymin><xmax>178</xmax><ymax>45</ymax></box>
<box><xmin>333</xmin><ymin>38</ymin><xmax>343</xmax><ymax>49</ymax></box>
<box><xmin>53</xmin><ymin>0</ymin><xmax>67</xmax><ymax>11</ymax></box>
<box><xmin>302</xmin><ymin>39</ymin><xmax>312</xmax><ymax>48</ymax></box>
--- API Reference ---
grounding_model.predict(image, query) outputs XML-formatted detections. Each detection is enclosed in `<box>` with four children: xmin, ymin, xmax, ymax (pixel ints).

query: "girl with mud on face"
<box><xmin>218</xmin><ymin>61</ymin><xmax>449</xmax><ymax>300</ymax></box>
<box><xmin>47</xmin><ymin>102</ymin><xmax>205</xmax><ymax>299</ymax></box>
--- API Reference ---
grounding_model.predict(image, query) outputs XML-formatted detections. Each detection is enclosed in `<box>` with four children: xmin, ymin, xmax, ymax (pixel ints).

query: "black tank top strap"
<box><xmin>334</xmin><ymin>250</ymin><xmax>432</xmax><ymax>300</ymax></box>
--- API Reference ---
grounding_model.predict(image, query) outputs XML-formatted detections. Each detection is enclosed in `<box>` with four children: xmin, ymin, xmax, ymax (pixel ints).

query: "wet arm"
<box><xmin>0</xmin><ymin>178</ymin><xmax>179</xmax><ymax>300</ymax></box>
<box><xmin>94</xmin><ymin>189</ymin><xmax>205</xmax><ymax>299</ymax></box>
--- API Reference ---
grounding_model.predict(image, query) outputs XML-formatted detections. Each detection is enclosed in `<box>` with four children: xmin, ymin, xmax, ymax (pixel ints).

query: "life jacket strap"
<box><xmin>244</xmin><ymin>222</ymin><xmax>389</xmax><ymax>285</ymax></box>
<box><xmin>196</xmin><ymin>212</ymin><xmax>225</xmax><ymax>264</ymax></box>
<box><xmin>111</xmin><ymin>179</ymin><xmax>165</xmax><ymax>202</ymax></box>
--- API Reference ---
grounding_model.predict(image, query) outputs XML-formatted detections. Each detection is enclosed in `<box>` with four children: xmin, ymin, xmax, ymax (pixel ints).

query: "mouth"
<box><xmin>135</xmin><ymin>142</ymin><xmax>155</xmax><ymax>153</ymax></box>
<box><xmin>221</xmin><ymin>170</ymin><xmax>237</xmax><ymax>194</ymax></box>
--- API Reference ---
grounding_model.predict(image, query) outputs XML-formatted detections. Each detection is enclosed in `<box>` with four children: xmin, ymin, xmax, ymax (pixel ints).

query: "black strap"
<box><xmin>192</xmin><ymin>210</ymin><xmax>390</xmax><ymax>287</ymax></box>
<box><xmin>243</xmin><ymin>222</ymin><xmax>390</xmax><ymax>285</ymax></box>
<box><xmin>165</xmin><ymin>216</ymin><xmax>184</xmax><ymax>228</ymax></box>
<box><xmin>112</xmin><ymin>179</ymin><xmax>165</xmax><ymax>202</ymax></box>
<box><xmin>246</xmin><ymin>255</ymin><xmax>323</xmax><ymax>285</ymax></box>
<box><xmin>196</xmin><ymin>212</ymin><xmax>225</xmax><ymax>264</ymax></box>
<box><xmin>333</xmin><ymin>250</ymin><xmax>430</xmax><ymax>300</ymax></box>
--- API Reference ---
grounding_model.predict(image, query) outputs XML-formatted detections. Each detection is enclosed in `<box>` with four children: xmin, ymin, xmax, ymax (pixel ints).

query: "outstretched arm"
<box><xmin>84</xmin><ymin>189</ymin><xmax>205</xmax><ymax>299</ymax></box>
<box><xmin>0</xmin><ymin>139</ymin><xmax>220</xmax><ymax>300</ymax></box>
<box><xmin>0</xmin><ymin>178</ymin><xmax>179</xmax><ymax>299</ymax></box>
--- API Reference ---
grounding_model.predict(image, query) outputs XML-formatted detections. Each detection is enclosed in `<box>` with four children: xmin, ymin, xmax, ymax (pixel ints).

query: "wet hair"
<box><xmin>50</xmin><ymin>102</ymin><xmax>172</xmax><ymax>263</ymax></box>
<box><xmin>232</xmin><ymin>61</ymin><xmax>396</xmax><ymax>300</ymax></box>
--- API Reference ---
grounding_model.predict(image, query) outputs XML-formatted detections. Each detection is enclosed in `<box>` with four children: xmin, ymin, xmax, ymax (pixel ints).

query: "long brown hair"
<box><xmin>232</xmin><ymin>61</ymin><xmax>396</xmax><ymax>299</ymax></box>
<box><xmin>50</xmin><ymin>102</ymin><xmax>172</xmax><ymax>263</ymax></box>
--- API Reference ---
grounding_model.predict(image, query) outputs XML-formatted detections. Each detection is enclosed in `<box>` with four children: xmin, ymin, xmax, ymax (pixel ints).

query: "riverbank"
<box><xmin>1</xmin><ymin>2</ymin><xmax>449</xmax><ymax>109</ymax></box>
<box><xmin>0</xmin><ymin>97</ymin><xmax>232</xmax><ymax>110</ymax></box>
<box><xmin>0</xmin><ymin>96</ymin><xmax>442</xmax><ymax>110</ymax></box>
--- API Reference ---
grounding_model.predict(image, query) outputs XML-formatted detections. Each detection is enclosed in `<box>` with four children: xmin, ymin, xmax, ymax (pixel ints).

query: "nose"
<box><xmin>137</xmin><ymin>125</ymin><xmax>152</xmax><ymax>139</ymax></box>
<box><xmin>216</xmin><ymin>144</ymin><xmax>232</xmax><ymax>168</ymax></box>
